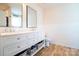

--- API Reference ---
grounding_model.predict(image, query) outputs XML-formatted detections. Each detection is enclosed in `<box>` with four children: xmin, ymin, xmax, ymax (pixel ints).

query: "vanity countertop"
<box><xmin>0</xmin><ymin>31</ymin><xmax>35</xmax><ymax>36</ymax></box>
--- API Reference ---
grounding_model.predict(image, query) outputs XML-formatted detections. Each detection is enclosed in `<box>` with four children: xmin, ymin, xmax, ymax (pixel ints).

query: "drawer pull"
<box><xmin>17</xmin><ymin>38</ymin><xmax>20</xmax><ymax>40</ymax></box>
<box><xmin>17</xmin><ymin>46</ymin><xmax>20</xmax><ymax>48</ymax></box>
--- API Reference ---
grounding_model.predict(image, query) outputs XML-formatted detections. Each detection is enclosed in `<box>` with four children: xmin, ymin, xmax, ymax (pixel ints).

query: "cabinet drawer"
<box><xmin>3</xmin><ymin>41</ymin><xmax>30</xmax><ymax>56</ymax></box>
<box><xmin>29</xmin><ymin>39</ymin><xmax>39</xmax><ymax>46</ymax></box>
<box><xmin>2</xmin><ymin>35</ymin><xmax>28</xmax><ymax>46</ymax></box>
<box><xmin>28</xmin><ymin>32</ymin><xmax>36</xmax><ymax>39</ymax></box>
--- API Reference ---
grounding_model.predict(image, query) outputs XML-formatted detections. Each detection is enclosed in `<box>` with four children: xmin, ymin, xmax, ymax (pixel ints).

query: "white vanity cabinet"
<box><xmin>0</xmin><ymin>32</ymin><xmax>44</xmax><ymax>56</ymax></box>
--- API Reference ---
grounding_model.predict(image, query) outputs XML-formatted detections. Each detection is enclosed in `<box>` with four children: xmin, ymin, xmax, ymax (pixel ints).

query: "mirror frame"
<box><xmin>26</xmin><ymin>6</ymin><xmax>37</xmax><ymax>28</ymax></box>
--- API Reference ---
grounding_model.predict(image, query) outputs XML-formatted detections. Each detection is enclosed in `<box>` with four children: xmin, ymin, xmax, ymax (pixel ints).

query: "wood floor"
<box><xmin>35</xmin><ymin>44</ymin><xmax>79</xmax><ymax>56</ymax></box>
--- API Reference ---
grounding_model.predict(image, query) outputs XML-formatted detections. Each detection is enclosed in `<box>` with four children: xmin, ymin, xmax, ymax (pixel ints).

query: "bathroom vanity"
<box><xmin>0</xmin><ymin>3</ymin><xmax>44</xmax><ymax>56</ymax></box>
<box><xmin>0</xmin><ymin>31</ymin><xmax>45</xmax><ymax>56</ymax></box>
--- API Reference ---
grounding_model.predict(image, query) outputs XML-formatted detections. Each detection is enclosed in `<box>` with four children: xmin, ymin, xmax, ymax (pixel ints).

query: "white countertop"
<box><xmin>0</xmin><ymin>31</ymin><xmax>35</xmax><ymax>36</ymax></box>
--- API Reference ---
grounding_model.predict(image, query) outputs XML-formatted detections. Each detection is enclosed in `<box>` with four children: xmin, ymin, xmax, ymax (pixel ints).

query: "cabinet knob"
<box><xmin>17</xmin><ymin>46</ymin><xmax>20</xmax><ymax>48</ymax></box>
<box><xmin>17</xmin><ymin>38</ymin><xmax>20</xmax><ymax>40</ymax></box>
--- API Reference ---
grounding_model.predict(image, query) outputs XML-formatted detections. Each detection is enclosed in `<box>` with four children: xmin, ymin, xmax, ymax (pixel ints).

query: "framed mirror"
<box><xmin>26</xmin><ymin>6</ymin><xmax>37</xmax><ymax>28</ymax></box>
<box><xmin>0</xmin><ymin>4</ymin><xmax>10</xmax><ymax>27</ymax></box>
<box><xmin>10</xmin><ymin>3</ymin><xmax>22</xmax><ymax>27</ymax></box>
<box><xmin>0</xmin><ymin>3</ymin><xmax>22</xmax><ymax>27</ymax></box>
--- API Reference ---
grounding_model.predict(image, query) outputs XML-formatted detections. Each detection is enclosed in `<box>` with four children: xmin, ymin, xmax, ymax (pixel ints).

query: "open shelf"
<box><xmin>15</xmin><ymin>40</ymin><xmax>45</xmax><ymax>56</ymax></box>
<box><xmin>26</xmin><ymin>40</ymin><xmax>45</xmax><ymax>56</ymax></box>
<box><xmin>31</xmin><ymin>44</ymin><xmax>44</xmax><ymax>56</ymax></box>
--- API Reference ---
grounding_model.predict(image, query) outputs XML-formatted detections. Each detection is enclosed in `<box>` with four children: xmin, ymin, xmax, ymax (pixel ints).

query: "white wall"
<box><xmin>43</xmin><ymin>4</ymin><xmax>79</xmax><ymax>49</ymax></box>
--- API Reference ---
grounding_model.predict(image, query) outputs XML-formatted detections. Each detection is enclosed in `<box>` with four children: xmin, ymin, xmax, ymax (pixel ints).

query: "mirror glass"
<box><xmin>0</xmin><ymin>3</ymin><xmax>22</xmax><ymax>27</ymax></box>
<box><xmin>10</xmin><ymin>4</ymin><xmax>22</xmax><ymax>27</ymax></box>
<box><xmin>26</xmin><ymin>6</ymin><xmax>37</xmax><ymax>28</ymax></box>
<box><xmin>0</xmin><ymin>10</ymin><xmax>6</xmax><ymax>27</ymax></box>
<box><xmin>0</xmin><ymin>4</ymin><xmax>10</xmax><ymax>27</ymax></box>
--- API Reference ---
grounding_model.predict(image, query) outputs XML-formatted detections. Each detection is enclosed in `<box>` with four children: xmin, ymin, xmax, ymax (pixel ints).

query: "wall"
<box><xmin>43</xmin><ymin>4</ymin><xmax>79</xmax><ymax>49</ymax></box>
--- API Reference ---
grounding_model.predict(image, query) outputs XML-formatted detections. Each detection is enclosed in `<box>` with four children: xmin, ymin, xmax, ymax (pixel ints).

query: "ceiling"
<box><xmin>0</xmin><ymin>3</ymin><xmax>9</xmax><ymax>11</ymax></box>
<box><xmin>38</xmin><ymin>3</ymin><xmax>75</xmax><ymax>9</ymax></box>
<box><xmin>38</xmin><ymin>3</ymin><xmax>64</xmax><ymax>9</ymax></box>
